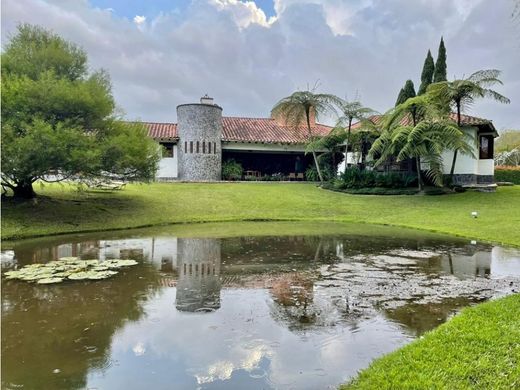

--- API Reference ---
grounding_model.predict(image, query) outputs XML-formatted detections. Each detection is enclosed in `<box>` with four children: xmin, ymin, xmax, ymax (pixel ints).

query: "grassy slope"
<box><xmin>2</xmin><ymin>183</ymin><xmax>520</xmax><ymax>245</ymax></box>
<box><xmin>342</xmin><ymin>294</ymin><xmax>520</xmax><ymax>389</ymax></box>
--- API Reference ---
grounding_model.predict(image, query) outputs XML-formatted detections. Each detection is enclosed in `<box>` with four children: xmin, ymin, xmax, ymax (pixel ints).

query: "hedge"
<box><xmin>495</xmin><ymin>166</ymin><xmax>520</xmax><ymax>184</ymax></box>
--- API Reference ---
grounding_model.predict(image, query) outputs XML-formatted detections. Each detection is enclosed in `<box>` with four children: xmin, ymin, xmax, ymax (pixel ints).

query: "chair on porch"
<box><xmin>288</xmin><ymin>173</ymin><xmax>296</xmax><ymax>181</ymax></box>
<box><xmin>296</xmin><ymin>173</ymin><xmax>304</xmax><ymax>181</ymax></box>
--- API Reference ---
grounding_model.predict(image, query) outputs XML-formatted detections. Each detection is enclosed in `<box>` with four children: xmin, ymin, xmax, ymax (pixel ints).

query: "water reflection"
<box><xmin>2</xmin><ymin>226</ymin><xmax>519</xmax><ymax>389</ymax></box>
<box><xmin>176</xmin><ymin>238</ymin><xmax>221</xmax><ymax>312</ymax></box>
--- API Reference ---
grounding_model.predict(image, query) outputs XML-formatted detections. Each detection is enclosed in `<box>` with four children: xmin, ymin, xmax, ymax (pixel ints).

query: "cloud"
<box><xmin>133</xmin><ymin>15</ymin><xmax>146</xmax><ymax>25</ymax></box>
<box><xmin>210</xmin><ymin>0</ymin><xmax>276</xmax><ymax>28</ymax></box>
<box><xmin>1</xmin><ymin>0</ymin><xmax>518</xmax><ymax>130</ymax></box>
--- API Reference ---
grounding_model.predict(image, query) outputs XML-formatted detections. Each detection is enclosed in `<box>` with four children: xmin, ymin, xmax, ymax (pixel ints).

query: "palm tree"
<box><xmin>271</xmin><ymin>90</ymin><xmax>342</xmax><ymax>182</ymax></box>
<box><xmin>427</xmin><ymin>69</ymin><xmax>510</xmax><ymax>181</ymax></box>
<box><xmin>335</xmin><ymin>99</ymin><xmax>377</xmax><ymax>167</ymax></box>
<box><xmin>370</xmin><ymin>96</ymin><xmax>474</xmax><ymax>190</ymax></box>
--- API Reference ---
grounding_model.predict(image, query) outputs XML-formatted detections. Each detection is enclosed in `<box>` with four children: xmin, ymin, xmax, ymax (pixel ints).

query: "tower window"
<box><xmin>202</xmin><ymin>141</ymin><xmax>206</xmax><ymax>154</ymax></box>
<box><xmin>214</xmin><ymin>142</ymin><xmax>217</xmax><ymax>154</ymax></box>
<box><xmin>184</xmin><ymin>142</ymin><xmax>187</xmax><ymax>153</ymax></box>
<box><xmin>190</xmin><ymin>141</ymin><xmax>193</xmax><ymax>153</ymax></box>
<box><xmin>196</xmin><ymin>141</ymin><xmax>200</xmax><ymax>153</ymax></box>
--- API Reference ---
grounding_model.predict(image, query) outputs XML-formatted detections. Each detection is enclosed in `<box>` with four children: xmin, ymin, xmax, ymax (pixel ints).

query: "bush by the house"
<box><xmin>305</xmin><ymin>165</ymin><xmax>336</xmax><ymax>182</ymax></box>
<box><xmin>222</xmin><ymin>159</ymin><xmax>243</xmax><ymax>180</ymax></box>
<box><xmin>495</xmin><ymin>166</ymin><xmax>520</xmax><ymax>184</ymax></box>
<box><xmin>335</xmin><ymin>167</ymin><xmax>417</xmax><ymax>189</ymax></box>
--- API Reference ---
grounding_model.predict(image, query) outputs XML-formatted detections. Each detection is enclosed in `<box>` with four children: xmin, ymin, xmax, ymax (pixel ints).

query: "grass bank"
<box><xmin>2</xmin><ymin>183</ymin><xmax>519</xmax><ymax>245</ymax></box>
<box><xmin>342</xmin><ymin>293</ymin><xmax>520</xmax><ymax>389</ymax></box>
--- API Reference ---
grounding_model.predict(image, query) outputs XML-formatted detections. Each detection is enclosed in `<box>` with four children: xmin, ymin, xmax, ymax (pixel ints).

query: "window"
<box><xmin>184</xmin><ymin>141</ymin><xmax>187</xmax><ymax>153</ymax></box>
<box><xmin>161</xmin><ymin>143</ymin><xmax>174</xmax><ymax>158</ymax></box>
<box><xmin>202</xmin><ymin>141</ymin><xmax>206</xmax><ymax>154</ymax></box>
<box><xmin>196</xmin><ymin>141</ymin><xmax>200</xmax><ymax>153</ymax></box>
<box><xmin>214</xmin><ymin>142</ymin><xmax>217</xmax><ymax>154</ymax></box>
<box><xmin>479</xmin><ymin>135</ymin><xmax>494</xmax><ymax>159</ymax></box>
<box><xmin>190</xmin><ymin>141</ymin><xmax>193</xmax><ymax>153</ymax></box>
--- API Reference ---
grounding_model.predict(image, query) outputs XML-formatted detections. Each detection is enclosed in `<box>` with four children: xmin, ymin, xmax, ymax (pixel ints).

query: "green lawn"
<box><xmin>342</xmin><ymin>293</ymin><xmax>520</xmax><ymax>389</ymax></box>
<box><xmin>2</xmin><ymin>182</ymin><xmax>519</xmax><ymax>244</ymax></box>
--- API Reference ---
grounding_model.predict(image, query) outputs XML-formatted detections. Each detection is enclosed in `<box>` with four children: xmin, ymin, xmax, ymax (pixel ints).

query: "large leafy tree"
<box><xmin>1</xmin><ymin>24</ymin><xmax>160</xmax><ymax>198</ymax></box>
<box><xmin>395</xmin><ymin>80</ymin><xmax>416</xmax><ymax>106</ymax></box>
<box><xmin>433</xmin><ymin>37</ymin><xmax>447</xmax><ymax>83</ymax></box>
<box><xmin>418</xmin><ymin>50</ymin><xmax>435</xmax><ymax>95</ymax></box>
<box><xmin>370</xmin><ymin>96</ymin><xmax>474</xmax><ymax>190</ymax></box>
<box><xmin>334</xmin><ymin>99</ymin><xmax>377</xmax><ymax>166</ymax></box>
<box><xmin>428</xmin><ymin>69</ymin><xmax>510</xmax><ymax>180</ymax></box>
<box><xmin>271</xmin><ymin>90</ymin><xmax>342</xmax><ymax>182</ymax></box>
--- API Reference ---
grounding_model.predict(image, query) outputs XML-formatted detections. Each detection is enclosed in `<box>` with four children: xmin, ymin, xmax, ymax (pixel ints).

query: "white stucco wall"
<box><xmin>477</xmin><ymin>159</ymin><xmax>494</xmax><ymax>176</ymax></box>
<box><xmin>157</xmin><ymin>145</ymin><xmax>178</xmax><ymax>179</ymax></box>
<box><xmin>441</xmin><ymin>149</ymin><xmax>478</xmax><ymax>175</ymax></box>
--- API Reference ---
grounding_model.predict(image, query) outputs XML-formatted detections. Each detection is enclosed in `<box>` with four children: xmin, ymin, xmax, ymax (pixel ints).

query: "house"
<box><xmin>346</xmin><ymin>113</ymin><xmax>498</xmax><ymax>187</ymax></box>
<box><xmin>143</xmin><ymin>95</ymin><xmax>497</xmax><ymax>186</ymax></box>
<box><xmin>143</xmin><ymin>96</ymin><xmax>332</xmax><ymax>181</ymax></box>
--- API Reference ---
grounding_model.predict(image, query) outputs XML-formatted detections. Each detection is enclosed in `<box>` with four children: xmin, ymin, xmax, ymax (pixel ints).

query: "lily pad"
<box><xmin>37</xmin><ymin>277</ymin><xmax>64</xmax><ymax>284</ymax></box>
<box><xmin>3</xmin><ymin>257</ymin><xmax>138</xmax><ymax>284</ymax></box>
<box><xmin>68</xmin><ymin>272</ymin><xmax>92</xmax><ymax>280</ymax></box>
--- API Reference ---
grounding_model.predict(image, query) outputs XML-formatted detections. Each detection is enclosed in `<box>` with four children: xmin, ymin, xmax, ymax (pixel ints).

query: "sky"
<box><xmin>2</xmin><ymin>0</ymin><xmax>519</xmax><ymax>131</ymax></box>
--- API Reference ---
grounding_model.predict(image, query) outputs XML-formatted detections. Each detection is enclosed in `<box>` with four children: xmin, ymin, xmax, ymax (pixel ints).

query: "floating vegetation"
<box><xmin>3</xmin><ymin>257</ymin><xmax>138</xmax><ymax>284</ymax></box>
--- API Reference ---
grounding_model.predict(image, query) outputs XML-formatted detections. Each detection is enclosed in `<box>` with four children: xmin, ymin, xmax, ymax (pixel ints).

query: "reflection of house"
<box><xmin>346</xmin><ymin>113</ymin><xmax>498</xmax><ymax>187</ymax></box>
<box><xmin>175</xmin><ymin>238</ymin><xmax>221</xmax><ymax>312</ymax></box>
<box><xmin>440</xmin><ymin>249</ymin><xmax>491</xmax><ymax>279</ymax></box>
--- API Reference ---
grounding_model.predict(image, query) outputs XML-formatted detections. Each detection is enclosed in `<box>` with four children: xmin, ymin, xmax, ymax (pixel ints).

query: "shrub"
<box><xmin>222</xmin><ymin>159</ymin><xmax>243</xmax><ymax>180</ymax></box>
<box><xmin>305</xmin><ymin>165</ymin><xmax>336</xmax><ymax>181</ymax></box>
<box><xmin>495</xmin><ymin>166</ymin><xmax>520</xmax><ymax>184</ymax></box>
<box><xmin>339</xmin><ymin>167</ymin><xmax>417</xmax><ymax>189</ymax></box>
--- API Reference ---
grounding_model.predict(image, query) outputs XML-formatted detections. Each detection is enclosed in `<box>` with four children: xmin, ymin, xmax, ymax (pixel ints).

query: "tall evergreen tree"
<box><xmin>395</xmin><ymin>80</ymin><xmax>416</xmax><ymax>106</ymax></box>
<box><xmin>395</xmin><ymin>88</ymin><xmax>406</xmax><ymax>106</ymax></box>
<box><xmin>433</xmin><ymin>37</ymin><xmax>447</xmax><ymax>82</ymax></box>
<box><xmin>418</xmin><ymin>50</ymin><xmax>435</xmax><ymax>95</ymax></box>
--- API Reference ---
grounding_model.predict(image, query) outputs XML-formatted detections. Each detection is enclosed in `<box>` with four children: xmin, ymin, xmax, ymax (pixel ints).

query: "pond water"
<box><xmin>1</xmin><ymin>222</ymin><xmax>519</xmax><ymax>390</ymax></box>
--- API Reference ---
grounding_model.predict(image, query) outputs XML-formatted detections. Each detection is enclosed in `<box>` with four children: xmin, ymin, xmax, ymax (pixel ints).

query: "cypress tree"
<box><xmin>418</xmin><ymin>49</ymin><xmax>435</xmax><ymax>95</ymax></box>
<box><xmin>433</xmin><ymin>37</ymin><xmax>447</xmax><ymax>82</ymax></box>
<box><xmin>395</xmin><ymin>88</ymin><xmax>406</xmax><ymax>106</ymax></box>
<box><xmin>395</xmin><ymin>80</ymin><xmax>416</xmax><ymax>106</ymax></box>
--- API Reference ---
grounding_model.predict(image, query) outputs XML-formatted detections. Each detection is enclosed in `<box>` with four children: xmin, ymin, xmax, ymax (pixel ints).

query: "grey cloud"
<box><xmin>1</xmin><ymin>0</ymin><xmax>518</xmax><ymax>130</ymax></box>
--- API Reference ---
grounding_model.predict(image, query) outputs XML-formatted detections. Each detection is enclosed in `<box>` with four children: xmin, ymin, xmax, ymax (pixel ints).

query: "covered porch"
<box><xmin>222</xmin><ymin>143</ymin><xmax>315</xmax><ymax>180</ymax></box>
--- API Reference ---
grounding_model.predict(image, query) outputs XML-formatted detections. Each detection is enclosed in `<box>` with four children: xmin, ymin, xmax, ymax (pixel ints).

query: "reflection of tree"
<box><xmin>384</xmin><ymin>297</ymin><xmax>481</xmax><ymax>336</ymax></box>
<box><xmin>1</xmin><ymin>264</ymin><xmax>160</xmax><ymax>389</ymax></box>
<box><xmin>271</xmin><ymin>272</ymin><xmax>315</xmax><ymax>324</ymax></box>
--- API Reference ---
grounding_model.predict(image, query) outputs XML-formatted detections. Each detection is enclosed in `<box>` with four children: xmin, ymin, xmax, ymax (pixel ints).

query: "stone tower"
<box><xmin>177</xmin><ymin>95</ymin><xmax>222</xmax><ymax>181</ymax></box>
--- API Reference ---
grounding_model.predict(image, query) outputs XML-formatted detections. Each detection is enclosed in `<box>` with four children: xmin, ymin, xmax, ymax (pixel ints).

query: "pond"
<box><xmin>1</xmin><ymin>222</ymin><xmax>519</xmax><ymax>389</ymax></box>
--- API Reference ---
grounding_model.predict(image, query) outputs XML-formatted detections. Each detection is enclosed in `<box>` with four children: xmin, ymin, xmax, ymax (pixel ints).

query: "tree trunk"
<box><xmin>13</xmin><ymin>182</ymin><xmax>36</xmax><ymax>199</ymax></box>
<box><xmin>449</xmin><ymin>103</ymin><xmax>462</xmax><ymax>184</ymax></box>
<box><xmin>416</xmin><ymin>156</ymin><xmax>423</xmax><ymax>191</ymax></box>
<box><xmin>311</xmin><ymin>151</ymin><xmax>324</xmax><ymax>182</ymax></box>
<box><xmin>344</xmin><ymin>119</ymin><xmax>352</xmax><ymax>170</ymax></box>
<box><xmin>307</xmin><ymin>108</ymin><xmax>324</xmax><ymax>182</ymax></box>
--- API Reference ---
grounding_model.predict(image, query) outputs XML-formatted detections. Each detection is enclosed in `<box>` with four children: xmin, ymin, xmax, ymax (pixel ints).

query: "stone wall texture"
<box><xmin>177</xmin><ymin>103</ymin><xmax>223</xmax><ymax>181</ymax></box>
<box><xmin>450</xmin><ymin>174</ymin><xmax>495</xmax><ymax>185</ymax></box>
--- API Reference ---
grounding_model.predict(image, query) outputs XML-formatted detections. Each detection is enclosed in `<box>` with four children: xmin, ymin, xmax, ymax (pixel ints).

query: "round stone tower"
<box><xmin>177</xmin><ymin>95</ymin><xmax>222</xmax><ymax>181</ymax></box>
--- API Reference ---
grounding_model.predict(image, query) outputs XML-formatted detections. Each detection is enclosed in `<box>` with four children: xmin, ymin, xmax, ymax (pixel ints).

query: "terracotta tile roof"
<box><xmin>222</xmin><ymin>117</ymin><xmax>332</xmax><ymax>143</ymax></box>
<box><xmin>144</xmin><ymin>122</ymin><xmax>178</xmax><ymax>139</ymax></box>
<box><xmin>351</xmin><ymin>113</ymin><xmax>493</xmax><ymax>130</ymax></box>
<box><xmin>141</xmin><ymin>117</ymin><xmax>333</xmax><ymax>144</ymax></box>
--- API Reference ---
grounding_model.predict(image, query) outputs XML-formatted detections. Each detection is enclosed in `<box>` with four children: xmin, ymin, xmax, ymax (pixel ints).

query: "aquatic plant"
<box><xmin>3</xmin><ymin>257</ymin><xmax>138</xmax><ymax>284</ymax></box>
